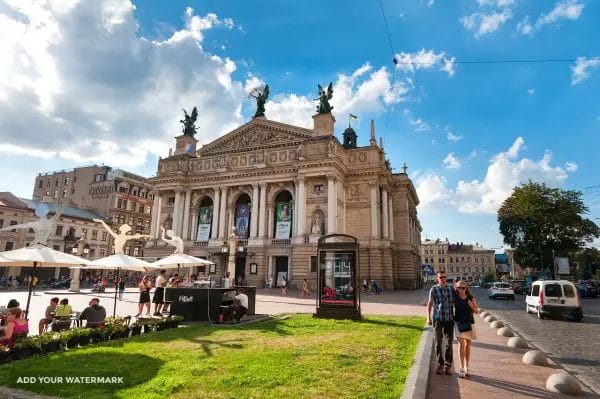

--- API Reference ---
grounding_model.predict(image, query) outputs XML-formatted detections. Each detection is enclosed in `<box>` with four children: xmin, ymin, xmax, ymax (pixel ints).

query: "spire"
<box><xmin>370</xmin><ymin>118</ymin><xmax>377</xmax><ymax>146</ymax></box>
<box><xmin>379</xmin><ymin>137</ymin><xmax>384</xmax><ymax>149</ymax></box>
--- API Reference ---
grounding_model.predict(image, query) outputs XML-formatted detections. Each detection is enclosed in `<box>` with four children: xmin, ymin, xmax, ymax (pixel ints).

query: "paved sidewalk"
<box><xmin>427</xmin><ymin>315</ymin><xmax>599</xmax><ymax>399</ymax></box>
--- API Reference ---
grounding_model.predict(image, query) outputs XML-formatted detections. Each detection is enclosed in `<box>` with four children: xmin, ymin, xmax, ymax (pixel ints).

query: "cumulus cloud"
<box><xmin>443</xmin><ymin>153</ymin><xmax>461</xmax><ymax>169</ymax></box>
<box><xmin>571</xmin><ymin>57</ymin><xmax>600</xmax><ymax>85</ymax></box>
<box><xmin>518</xmin><ymin>0</ymin><xmax>584</xmax><ymax>35</ymax></box>
<box><xmin>416</xmin><ymin>137</ymin><xmax>575</xmax><ymax>214</ymax></box>
<box><xmin>446</xmin><ymin>126</ymin><xmax>462</xmax><ymax>142</ymax></box>
<box><xmin>266</xmin><ymin>64</ymin><xmax>411</xmax><ymax>128</ymax></box>
<box><xmin>461</xmin><ymin>9</ymin><xmax>512</xmax><ymax>38</ymax></box>
<box><xmin>394</xmin><ymin>49</ymin><xmax>456</xmax><ymax>76</ymax></box>
<box><xmin>403</xmin><ymin>109</ymin><xmax>431</xmax><ymax>132</ymax></box>
<box><xmin>0</xmin><ymin>0</ymin><xmax>246</xmax><ymax>168</ymax></box>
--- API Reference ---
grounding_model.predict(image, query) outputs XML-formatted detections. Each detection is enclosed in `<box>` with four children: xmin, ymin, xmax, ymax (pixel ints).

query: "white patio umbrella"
<box><xmin>149</xmin><ymin>252</ymin><xmax>214</xmax><ymax>278</ymax></box>
<box><xmin>87</xmin><ymin>253</ymin><xmax>152</xmax><ymax>317</ymax></box>
<box><xmin>0</xmin><ymin>244</ymin><xmax>89</xmax><ymax>317</ymax></box>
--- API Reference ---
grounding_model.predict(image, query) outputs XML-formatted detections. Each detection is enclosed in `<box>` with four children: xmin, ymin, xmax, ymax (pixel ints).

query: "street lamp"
<box><xmin>221</xmin><ymin>241</ymin><xmax>228</xmax><ymax>254</ymax></box>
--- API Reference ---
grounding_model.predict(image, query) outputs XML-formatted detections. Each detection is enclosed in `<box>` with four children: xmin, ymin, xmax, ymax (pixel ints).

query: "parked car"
<box><xmin>50</xmin><ymin>278</ymin><xmax>71</xmax><ymax>288</ymax></box>
<box><xmin>488</xmin><ymin>282</ymin><xmax>515</xmax><ymax>300</ymax></box>
<box><xmin>576</xmin><ymin>282</ymin><xmax>598</xmax><ymax>298</ymax></box>
<box><xmin>525</xmin><ymin>280</ymin><xmax>583</xmax><ymax>321</ymax></box>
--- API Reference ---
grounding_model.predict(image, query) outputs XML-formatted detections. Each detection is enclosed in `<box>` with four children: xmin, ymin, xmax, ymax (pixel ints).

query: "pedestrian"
<box><xmin>454</xmin><ymin>281</ymin><xmax>479</xmax><ymax>378</ymax></box>
<box><xmin>153</xmin><ymin>270</ymin><xmax>167</xmax><ymax>315</ymax></box>
<box><xmin>31</xmin><ymin>276</ymin><xmax>39</xmax><ymax>295</ymax></box>
<box><xmin>281</xmin><ymin>275</ymin><xmax>288</xmax><ymax>297</ymax></box>
<box><xmin>302</xmin><ymin>278</ymin><xmax>310</xmax><ymax>297</ymax></box>
<box><xmin>427</xmin><ymin>271</ymin><xmax>455</xmax><ymax>375</ymax></box>
<box><xmin>136</xmin><ymin>275</ymin><xmax>152</xmax><ymax>317</ymax></box>
<box><xmin>118</xmin><ymin>278</ymin><xmax>126</xmax><ymax>301</ymax></box>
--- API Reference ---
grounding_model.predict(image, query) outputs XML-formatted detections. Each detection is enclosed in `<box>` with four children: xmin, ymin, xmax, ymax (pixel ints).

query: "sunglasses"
<box><xmin>439</xmin><ymin>276</ymin><xmax>447</xmax><ymax>279</ymax></box>
<box><xmin>458</xmin><ymin>287</ymin><xmax>467</xmax><ymax>290</ymax></box>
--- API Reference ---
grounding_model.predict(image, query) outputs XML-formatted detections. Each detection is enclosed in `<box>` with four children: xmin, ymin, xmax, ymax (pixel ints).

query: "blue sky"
<box><xmin>0</xmin><ymin>0</ymin><xmax>598</xmax><ymax>249</ymax></box>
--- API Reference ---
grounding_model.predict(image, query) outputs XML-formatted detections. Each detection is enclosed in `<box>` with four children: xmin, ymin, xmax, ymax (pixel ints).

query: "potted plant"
<box><xmin>142</xmin><ymin>319</ymin><xmax>157</xmax><ymax>333</ymax></box>
<box><xmin>155</xmin><ymin>319</ymin><xmax>166</xmax><ymax>332</ymax></box>
<box><xmin>39</xmin><ymin>333</ymin><xmax>60</xmax><ymax>353</ymax></box>
<box><xmin>12</xmin><ymin>337</ymin><xmax>37</xmax><ymax>360</ymax></box>
<box><xmin>170</xmin><ymin>315</ymin><xmax>184</xmax><ymax>328</ymax></box>
<box><xmin>75</xmin><ymin>328</ymin><xmax>92</xmax><ymax>347</ymax></box>
<box><xmin>89</xmin><ymin>326</ymin><xmax>107</xmax><ymax>343</ymax></box>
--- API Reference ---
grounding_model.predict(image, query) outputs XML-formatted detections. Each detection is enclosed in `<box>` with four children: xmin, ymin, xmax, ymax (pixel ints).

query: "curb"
<box><xmin>401</xmin><ymin>325</ymin><xmax>434</xmax><ymax>399</ymax></box>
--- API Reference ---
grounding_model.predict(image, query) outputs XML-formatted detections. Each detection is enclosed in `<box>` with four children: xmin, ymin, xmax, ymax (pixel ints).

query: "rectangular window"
<box><xmin>88</xmin><ymin>248</ymin><xmax>95</xmax><ymax>258</ymax></box>
<box><xmin>62</xmin><ymin>189</ymin><xmax>68</xmax><ymax>198</ymax></box>
<box><xmin>314</xmin><ymin>184</ymin><xmax>324</xmax><ymax>193</ymax></box>
<box><xmin>38</xmin><ymin>180</ymin><xmax>43</xmax><ymax>189</ymax></box>
<box><xmin>46</xmin><ymin>179</ymin><xmax>51</xmax><ymax>187</ymax></box>
<box><xmin>544</xmin><ymin>284</ymin><xmax>562</xmax><ymax>297</ymax></box>
<box><xmin>99</xmin><ymin>249</ymin><xmax>106</xmax><ymax>257</ymax></box>
<box><xmin>563</xmin><ymin>284</ymin><xmax>575</xmax><ymax>298</ymax></box>
<box><xmin>10</xmin><ymin>220</ymin><xmax>17</xmax><ymax>232</ymax></box>
<box><xmin>56</xmin><ymin>225</ymin><xmax>63</xmax><ymax>236</ymax></box>
<box><xmin>133</xmin><ymin>247</ymin><xmax>140</xmax><ymax>257</ymax></box>
<box><xmin>5</xmin><ymin>242</ymin><xmax>14</xmax><ymax>251</ymax></box>
<box><xmin>532</xmin><ymin>285</ymin><xmax>540</xmax><ymax>296</ymax></box>
<box><xmin>101</xmin><ymin>231</ymin><xmax>107</xmax><ymax>241</ymax></box>
<box><xmin>310</xmin><ymin>256</ymin><xmax>318</xmax><ymax>273</ymax></box>
<box><xmin>64</xmin><ymin>177</ymin><xmax>70</xmax><ymax>185</ymax></box>
<box><xmin>92</xmin><ymin>230</ymin><xmax>98</xmax><ymax>240</ymax></box>
<box><xmin>167</xmin><ymin>197</ymin><xmax>175</xmax><ymax>205</ymax></box>
<box><xmin>139</xmin><ymin>205</ymin><xmax>144</xmax><ymax>214</ymax></box>
<box><xmin>122</xmin><ymin>200</ymin><xmax>128</xmax><ymax>209</ymax></box>
<box><xmin>95</xmin><ymin>174</ymin><xmax>103</xmax><ymax>182</ymax></box>
<box><xmin>53</xmin><ymin>190</ymin><xmax>58</xmax><ymax>199</ymax></box>
<box><xmin>55</xmin><ymin>178</ymin><xmax>59</xmax><ymax>186</ymax></box>
<box><xmin>82</xmin><ymin>228</ymin><xmax>87</xmax><ymax>239</ymax></box>
<box><xmin>53</xmin><ymin>245</ymin><xmax>60</xmax><ymax>251</ymax></box>
<box><xmin>117</xmin><ymin>199</ymin><xmax>122</xmax><ymax>209</ymax></box>
<box><xmin>0</xmin><ymin>220</ymin><xmax>3</xmax><ymax>229</ymax></box>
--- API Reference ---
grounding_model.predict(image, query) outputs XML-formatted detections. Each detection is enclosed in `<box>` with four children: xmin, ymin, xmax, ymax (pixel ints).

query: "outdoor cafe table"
<box><xmin>164</xmin><ymin>287</ymin><xmax>256</xmax><ymax>322</ymax></box>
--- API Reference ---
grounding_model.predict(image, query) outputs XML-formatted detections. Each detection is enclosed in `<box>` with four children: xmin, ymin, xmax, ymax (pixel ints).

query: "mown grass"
<box><xmin>0</xmin><ymin>314</ymin><xmax>425</xmax><ymax>399</ymax></box>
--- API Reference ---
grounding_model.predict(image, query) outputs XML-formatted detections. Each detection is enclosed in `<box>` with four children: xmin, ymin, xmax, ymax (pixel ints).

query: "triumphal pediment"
<box><xmin>198</xmin><ymin>119</ymin><xmax>312</xmax><ymax>156</ymax></box>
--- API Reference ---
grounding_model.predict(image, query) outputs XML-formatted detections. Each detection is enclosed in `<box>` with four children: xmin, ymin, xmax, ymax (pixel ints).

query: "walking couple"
<box><xmin>427</xmin><ymin>271</ymin><xmax>479</xmax><ymax>378</ymax></box>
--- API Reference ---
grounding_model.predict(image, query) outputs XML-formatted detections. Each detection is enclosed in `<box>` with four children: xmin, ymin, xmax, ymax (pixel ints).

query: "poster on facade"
<box><xmin>235</xmin><ymin>205</ymin><xmax>250</xmax><ymax>238</ymax></box>
<box><xmin>275</xmin><ymin>202</ymin><xmax>292</xmax><ymax>239</ymax></box>
<box><xmin>196</xmin><ymin>206</ymin><xmax>212</xmax><ymax>241</ymax></box>
<box><xmin>554</xmin><ymin>256</ymin><xmax>570</xmax><ymax>275</ymax></box>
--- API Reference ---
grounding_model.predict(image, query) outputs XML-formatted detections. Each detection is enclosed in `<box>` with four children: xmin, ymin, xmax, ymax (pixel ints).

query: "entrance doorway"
<box><xmin>235</xmin><ymin>256</ymin><xmax>246</xmax><ymax>285</ymax></box>
<box><xmin>275</xmin><ymin>256</ymin><xmax>288</xmax><ymax>287</ymax></box>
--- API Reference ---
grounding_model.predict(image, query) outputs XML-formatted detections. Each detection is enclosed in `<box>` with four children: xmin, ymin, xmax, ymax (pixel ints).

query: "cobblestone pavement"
<box><xmin>472</xmin><ymin>288</ymin><xmax>600</xmax><ymax>395</ymax></box>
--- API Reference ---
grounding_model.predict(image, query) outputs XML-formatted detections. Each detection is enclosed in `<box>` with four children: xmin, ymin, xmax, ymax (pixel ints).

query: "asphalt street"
<box><xmin>472</xmin><ymin>287</ymin><xmax>600</xmax><ymax>395</ymax></box>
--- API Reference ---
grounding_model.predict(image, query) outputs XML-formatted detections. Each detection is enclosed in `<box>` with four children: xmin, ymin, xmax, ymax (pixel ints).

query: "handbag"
<box><xmin>457</xmin><ymin>322</ymin><xmax>472</xmax><ymax>333</ymax></box>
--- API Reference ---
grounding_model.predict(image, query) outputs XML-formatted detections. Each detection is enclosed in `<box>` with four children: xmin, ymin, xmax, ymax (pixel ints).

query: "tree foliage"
<box><xmin>498</xmin><ymin>182</ymin><xmax>599</xmax><ymax>271</ymax></box>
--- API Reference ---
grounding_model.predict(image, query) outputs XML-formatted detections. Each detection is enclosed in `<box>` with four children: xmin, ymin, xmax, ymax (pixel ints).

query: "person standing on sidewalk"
<box><xmin>427</xmin><ymin>271</ymin><xmax>454</xmax><ymax>375</ymax></box>
<box><xmin>453</xmin><ymin>281</ymin><xmax>479</xmax><ymax>378</ymax></box>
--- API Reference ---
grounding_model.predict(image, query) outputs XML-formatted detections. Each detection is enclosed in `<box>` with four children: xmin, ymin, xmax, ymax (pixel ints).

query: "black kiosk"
<box><xmin>165</xmin><ymin>281</ymin><xmax>256</xmax><ymax>322</ymax></box>
<box><xmin>314</xmin><ymin>234</ymin><xmax>362</xmax><ymax>320</ymax></box>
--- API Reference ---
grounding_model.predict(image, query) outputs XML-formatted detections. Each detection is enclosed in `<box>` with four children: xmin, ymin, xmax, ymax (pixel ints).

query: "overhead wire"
<box><xmin>377</xmin><ymin>0</ymin><xmax>397</xmax><ymax>143</ymax></box>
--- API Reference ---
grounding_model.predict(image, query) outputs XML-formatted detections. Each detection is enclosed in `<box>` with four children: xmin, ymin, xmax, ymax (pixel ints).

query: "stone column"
<box><xmin>267</xmin><ymin>206</ymin><xmax>274</xmax><ymax>238</ymax></box>
<box><xmin>258</xmin><ymin>183</ymin><xmax>267</xmax><ymax>238</ymax></box>
<box><xmin>227</xmin><ymin>209</ymin><xmax>234</xmax><ymax>236</ymax></box>
<box><xmin>211</xmin><ymin>187</ymin><xmax>220</xmax><ymax>240</ymax></box>
<box><xmin>388</xmin><ymin>196</ymin><xmax>394</xmax><ymax>241</ymax></box>
<box><xmin>381</xmin><ymin>189</ymin><xmax>389</xmax><ymax>239</ymax></box>
<box><xmin>173</xmin><ymin>189</ymin><xmax>183</xmax><ymax>236</ymax></box>
<box><xmin>250</xmin><ymin>183</ymin><xmax>259</xmax><ymax>238</ymax></box>
<box><xmin>293</xmin><ymin>181</ymin><xmax>299</xmax><ymax>237</ymax></box>
<box><xmin>297</xmin><ymin>177</ymin><xmax>305</xmax><ymax>236</ymax></box>
<box><xmin>370</xmin><ymin>184</ymin><xmax>380</xmax><ymax>238</ymax></box>
<box><xmin>150</xmin><ymin>192</ymin><xmax>160</xmax><ymax>238</ymax></box>
<box><xmin>327</xmin><ymin>175</ymin><xmax>336</xmax><ymax>234</ymax></box>
<box><xmin>191</xmin><ymin>210</ymin><xmax>199</xmax><ymax>241</ymax></box>
<box><xmin>218</xmin><ymin>187</ymin><xmax>228</xmax><ymax>238</ymax></box>
<box><xmin>181</xmin><ymin>189</ymin><xmax>192</xmax><ymax>239</ymax></box>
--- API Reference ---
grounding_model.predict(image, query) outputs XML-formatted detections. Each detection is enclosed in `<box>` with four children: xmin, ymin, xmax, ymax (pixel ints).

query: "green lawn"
<box><xmin>0</xmin><ymin>314</ymin><xmax>425</xmax><ymax>399</ymax></box>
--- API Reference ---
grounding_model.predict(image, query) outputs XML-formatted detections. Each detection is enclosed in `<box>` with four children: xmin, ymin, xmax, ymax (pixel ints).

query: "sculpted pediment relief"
<box><xmin>198</xmin><ymin>121</ymin><xmax>311</xmax><ymax>156</ymax></box>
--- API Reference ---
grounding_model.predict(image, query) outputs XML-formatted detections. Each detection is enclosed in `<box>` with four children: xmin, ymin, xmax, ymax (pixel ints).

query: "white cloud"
<box><xmin>518</xmin><ymin>0</ymin><xmax>584</xmax><ymax>35</ymax></box>
<box><xmin>477</xmin><ymin>0</ymin><xmax>515</xmax><ymax>6</ymax></box>
<box><xmin>446</xmin><ymin>127</ymin><xmax>462</xmax><ymax>142</ymax></box>
<box><xmin>528</xmin><ymin>88</ymin><xmax>535</xmax><ymax>95</ymax></box>
<box><xmin>394</xmin><ymin>49</ymin><xmax>456</xmax><ymax>76</ymax></box>
<box><xmin>265</xmin><ymin>63</ymin><xmax>411</xmax><ymax>128</ymax></box>
<box><xmin>403</xmin><ymin>109</ymin><xmax>430</xmax><ymax>132</ymax></box>
<box><xmin>0</xmin><ymin>1</ymin><xmax>246</xmax><ymax>168</ymax></box>
<box><xmin>443</xmin><ymin>153</ymin><xmax>461</xmax><ymax>169</ymax></box>
<box><xmin>417</xmin><ymin>137</ymin><xmax>574</xmax><ymax>214</ymax></box>
<box><xmin>565</xmin><ymin>162</ymin><xmax>577</xmax><ymax>172</ymax></box>
<box><xmin>461</xmin><ymin>9</ymin><xmax>512</xmax><ymax>38</ymax></box>
<box><xmin>571</xmin><ymin>57</ymin><xmax>600</xmax><ymax>85</ymax></box>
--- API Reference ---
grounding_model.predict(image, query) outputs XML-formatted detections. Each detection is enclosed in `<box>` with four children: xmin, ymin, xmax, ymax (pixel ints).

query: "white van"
<box><xmin>525</xmin><ymin>280</ymin><xmax>583</xmax><ymax>321</ymax></box>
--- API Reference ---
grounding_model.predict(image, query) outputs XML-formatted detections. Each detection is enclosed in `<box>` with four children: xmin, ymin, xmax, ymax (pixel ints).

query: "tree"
<box><xmin>574</xmin><ymin>248</ymin><xmax>600</xmax><ymax>280</ymax></box>
<box><xmin>484</xmin><ymin>270</ymin><xmax>496</xmax><ymax>282</ymax></box>
<box><xmin>498</xmin><ymin>182</ymin><xmax>599</xmax><ymax>273</ymax></box>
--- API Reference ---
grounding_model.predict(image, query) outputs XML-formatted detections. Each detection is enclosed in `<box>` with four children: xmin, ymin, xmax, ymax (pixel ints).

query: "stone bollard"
<box><xmin>546</xmin><ymin>373</ymin><xmax>582</xmax><ymax>396</ymax></box>
<box><xmin>497</xmin><ymin>327</ymin><xmax>515</xmax><ymax>337</ymax></box>
<box><xmin>480</xmin><ymin>311</ymin><xmax>489</xmax><ymax>318</ymax></box>
<box><xmin>490</xmin><ymin>320</ymin><xmax>504</xmax><ymax>329</ymax></box>
<box><xmin>507</xmin><ymin>337</ymin><xmax>529</xmax><ymax>348</ymax></box>
<box><xmin>522</xmin><ymin>350</ymin><xmax>550</xmax><ymax>367</ymax></box>
<box><xmin>484</xmin><ymin>315</ymin><xmax>497</xmax><ymax>323</ymax></box>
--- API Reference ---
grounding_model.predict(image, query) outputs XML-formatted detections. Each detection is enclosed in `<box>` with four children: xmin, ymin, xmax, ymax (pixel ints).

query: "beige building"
<box><xmin>145</xmin><ymin>114</ymin><xmax>422</xmax><ymax>290</ymax></box>
<box><xmin>0</xmin><ymin>192</ymin><xmax>108</xmax><ymax>280</ymax></box>
<box><xmin>421</xmin><ymin>238</ymin><xmax>495</xmax><ymax>284</ymax></box>
<box><xmin>32</xmin><ymin>165</ymin><xmax>154</xmax><ymax>256</ymax></box>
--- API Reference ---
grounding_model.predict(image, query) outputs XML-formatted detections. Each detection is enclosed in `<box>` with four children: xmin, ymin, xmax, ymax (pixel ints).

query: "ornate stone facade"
<box><xmin>145</xmin><ymin>115</ymin><xmax>422</xmax><ymax>290</ymax></box>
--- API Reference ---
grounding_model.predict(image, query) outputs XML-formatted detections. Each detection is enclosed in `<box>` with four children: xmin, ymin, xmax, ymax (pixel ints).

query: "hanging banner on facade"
<box><xmin>196</xmin><ymin>206</ymin><xmax>213</xmax><ymax>241</ymax></box>
<box><xmin>554</xmin><ymin>256</ymin><xmax>570</xmax><ymax>275</ymax></box>
<box><xmin>235</xmin><ymin>205</ymin><xmax>250</xmax><ymax>238</ymax></box>
<box><xmin>275</xmin><ymin>202</ymin><xmax>292</xmax><ymax>239</ymax></box>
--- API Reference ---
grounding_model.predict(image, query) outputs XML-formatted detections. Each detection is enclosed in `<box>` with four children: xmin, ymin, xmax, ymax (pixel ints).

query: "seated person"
<box><xmin>1</xmin><ymin>299</ymin><xmax>20</xmax><ymax>316</ymax></box>
<box><xmin>55</xmin><ymin>298</ymin><xmax>73</xmax><ymax>318</ymax></box>
<box><xmin>79</xmin><ymin>298</ymin><xmax>106</xmax><ymax>328</ymax></box>
<box><xmin>167</xmin><ymin>274</ymin><xmax>180</xmax><ymax>288</ymax></box>
<box><xmin>0</xmin><ymin>308</ymin><xmax>28</xmax><ymax>347</ymax></box>
<box><xmin>39</xmin><ymin>297</ymin><xmax>59</xmax><ymax>335</ymax></box>
<box><xmin>223</xmin><ymin>289</ymin><xmax>248</xmax><ymax>322</ymax></box>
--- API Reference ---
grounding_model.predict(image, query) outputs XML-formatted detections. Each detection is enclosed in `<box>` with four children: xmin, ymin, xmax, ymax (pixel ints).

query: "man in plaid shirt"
<box><xmin>427</xmin><ymin>271</ymin><xmax>455</xmax><ymax>375</ymax></box>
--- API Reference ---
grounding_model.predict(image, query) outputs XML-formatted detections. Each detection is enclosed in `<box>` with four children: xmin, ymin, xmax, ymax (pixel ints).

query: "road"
<box><xmin>472</xmin><ymin>287</ymin><xmax>600</xmax><ymax>395</ymax></box>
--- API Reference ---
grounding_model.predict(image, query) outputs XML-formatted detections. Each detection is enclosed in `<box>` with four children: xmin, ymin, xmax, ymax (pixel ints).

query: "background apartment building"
<box><xmin>421</xmin><ymin>238</ymin><xmax>496</xmax><ymax>284</ymax></box>
<box><xmin>32</xmin><ymin>165</ymin><xmax>154</xmax><ymax>256</ymax></box>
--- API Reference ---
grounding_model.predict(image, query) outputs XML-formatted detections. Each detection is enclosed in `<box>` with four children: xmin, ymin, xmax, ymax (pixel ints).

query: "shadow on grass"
<box><xmin>0</xmin><ymin>352</ymin><xmax>163</xmax><ymax>399</ymax></box>
<box><xmin>357</xmin><ymin>317</ymin><xmax>425</xmax><ymax>331</ymax></box>
<box><xmin>189</xmin><ymin>337</ymin><xmax>246</xmax><ymax>357</ymax></box>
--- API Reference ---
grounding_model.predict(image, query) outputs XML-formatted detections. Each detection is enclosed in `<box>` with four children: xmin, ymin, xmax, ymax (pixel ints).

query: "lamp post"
<box><xmin>227</xmin><ymin>226</ymin><xmax>238</xmax><ymax>278</ymax></box>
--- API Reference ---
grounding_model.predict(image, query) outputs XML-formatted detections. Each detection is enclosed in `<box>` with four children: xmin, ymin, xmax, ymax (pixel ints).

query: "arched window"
<box><xmin>196</xmin><ymin>197</ymin><xmax>214</xmax><ymax>241</ymax></box>
<box><xmin>274</xmin><ymin>190</ymin><xmax>293</xmax><ymax>238</ymax></box>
